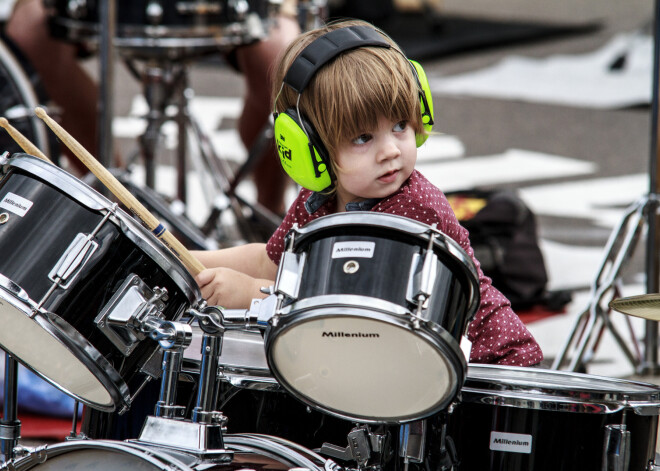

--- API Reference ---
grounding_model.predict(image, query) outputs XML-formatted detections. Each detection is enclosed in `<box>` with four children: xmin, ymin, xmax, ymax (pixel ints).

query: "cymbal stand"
<box><xmin>123</xmin><ymin>57</ymin><xmax>280</xmax><ymax>245</ymax></box>
<box><xmin>0</xmin><ymin>355</ymin><xmax>20</xmax><ymax>463</ymax></box>
<box><xmin>551</xmin><ymin>196</ymin><xmax>648</xmax><ymax>371</ymax></box>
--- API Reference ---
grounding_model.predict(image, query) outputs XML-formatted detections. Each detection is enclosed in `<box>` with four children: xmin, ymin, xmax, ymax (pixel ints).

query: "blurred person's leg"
<box><xmin>6</xmin><ymin>0</ymin><xmax>98</xmax><ymax>175</ymax></box>
<box><xmin>235</xmin><ymin>16</ymin><xmax>300</xmax><ymax>216</ymax></box>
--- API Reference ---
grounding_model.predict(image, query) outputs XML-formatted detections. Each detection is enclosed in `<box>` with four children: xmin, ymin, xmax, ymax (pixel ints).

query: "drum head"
<box><xmin>7</xmin><ymin>434</ymin><xmax>327</xmax><ymax>471</ymax></box>
<box><xmin>0</xmin><ymin>288</ymin><xmax>128</xmax><ymax>410</ymax></box>
<box><xmin>267</xmin><ymin>307</ymin><xmax>465</xmax><ymax>424</ymax></box>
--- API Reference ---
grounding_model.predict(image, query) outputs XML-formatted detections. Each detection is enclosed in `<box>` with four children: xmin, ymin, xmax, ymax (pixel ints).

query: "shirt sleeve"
<box><xmin>376</xmin><ymin>193</ymin><xmax>543</xmax><ymax>367</ymax></box>
<box><xmin>266</xmin><ymin>189</ymin><xmax>314</xmax><ymax>265</ymax></box>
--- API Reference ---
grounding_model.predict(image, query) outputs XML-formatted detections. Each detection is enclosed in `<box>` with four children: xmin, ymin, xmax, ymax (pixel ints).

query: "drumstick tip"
<box><xmin>34</xmin><ymin>107</ymin><xmax>46</xmax><ymax>119</ymax></box>
<box><xmin>0</xmin><ymin>117</ymin><xmax>8</xmax><ymax>128</ymax></box>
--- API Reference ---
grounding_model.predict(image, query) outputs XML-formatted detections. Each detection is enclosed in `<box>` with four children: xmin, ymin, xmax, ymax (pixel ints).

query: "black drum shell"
<box><xmin>0</xmin><ymin>155</ymin><xmax>200</xmax><ymax>410</ymax></box>
<box><xmin>439</xmin><ymin>365</ymin><xmax>660</xmax><ymax>471</ymax></box>
<box><xmin>292</xmin><ymin>228</ymin><xmax>477</xmax><ymax>341</ymax></box>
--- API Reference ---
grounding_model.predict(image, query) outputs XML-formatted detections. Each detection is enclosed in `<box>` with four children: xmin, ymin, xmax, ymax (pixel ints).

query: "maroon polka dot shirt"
<box><xmin>266</xmin><ymin>170</ymin><xmax>543</xmax><ymax>366</ymax></box>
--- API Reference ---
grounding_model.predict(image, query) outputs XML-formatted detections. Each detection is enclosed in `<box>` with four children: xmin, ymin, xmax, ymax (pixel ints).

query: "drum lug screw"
<box><xmin>0</xmin><ymin>212</ymin><xmax>8</xmax><ymax>224</ymax></box>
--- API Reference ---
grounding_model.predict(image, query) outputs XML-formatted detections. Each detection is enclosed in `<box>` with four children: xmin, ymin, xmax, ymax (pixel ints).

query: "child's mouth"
<box><xmin>378</xmin><ymin>169</ymin><xmax>399</xmax><ymax>183</ymax></box>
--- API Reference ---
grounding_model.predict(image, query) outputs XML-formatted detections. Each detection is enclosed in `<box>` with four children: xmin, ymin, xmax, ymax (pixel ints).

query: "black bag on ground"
<box><xmin>447</xmin><ymin>189</ymin><xmax>555</xmax><ymax>311</ymax></box>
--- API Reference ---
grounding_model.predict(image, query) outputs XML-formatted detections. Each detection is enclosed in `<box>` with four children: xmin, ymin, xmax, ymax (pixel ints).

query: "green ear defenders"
<box><xmin>273</xmin><ymin>25</ymin><xmax>435</xmax><ymax>192</ymax></box>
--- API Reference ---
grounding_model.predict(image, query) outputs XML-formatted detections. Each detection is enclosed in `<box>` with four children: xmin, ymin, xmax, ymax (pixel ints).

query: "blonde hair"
<box><xmin>272</xmin><ymin>20</ymin><xmax>425</xmax><ymax>172</ymax></box>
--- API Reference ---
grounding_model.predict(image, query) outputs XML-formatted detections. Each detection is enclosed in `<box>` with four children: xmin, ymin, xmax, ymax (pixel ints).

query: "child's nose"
<box><xmin>378</xmin><ymin>136</ymin><xmax>401</xmax><ymax>161</ymax></box>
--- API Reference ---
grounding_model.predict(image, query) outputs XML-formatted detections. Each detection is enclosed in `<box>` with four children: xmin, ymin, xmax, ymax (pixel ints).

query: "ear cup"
<box><xmin>410</xmin><ymin>60</ymin><xmax>434</xmax><ymax>147</ymax></box>
<box><xmin>273</xmin><ymin>109</ymin><xmax>332</xmax><ymax>192</ymax></box>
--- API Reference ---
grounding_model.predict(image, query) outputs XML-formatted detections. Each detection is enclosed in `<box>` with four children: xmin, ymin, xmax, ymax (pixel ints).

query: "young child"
<box><xmin>194</xmin><ymin>19</ymin><xmax>543</xmax><ymax>367</ymax></box>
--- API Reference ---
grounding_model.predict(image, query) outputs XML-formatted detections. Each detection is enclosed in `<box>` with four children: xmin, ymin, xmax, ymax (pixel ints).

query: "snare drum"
<box><xmin>44</xmin><ymin>0</ymin><xmax>278</xmax><ymax>59</ymax></box>
<box><xmin>265</xmin><ymin>212</ymin><xmax>480</xmax><ymax>424</ymax></box>
<box><xmin>443</xmin><ymin>365</ymin><xmax>660</xmax><ymax>470</ymax></box>
<box><xmin>0</xmin><ymin>153</ymin><xmax>201</xmax><ymax>412</ymax></box>
<box><xmin>5</xmin><ymin>433</ymin><xmax>328</xmax><ymax>471</ymax></box>
<box><xmin>184</xmin><ymin>325</ymin><xmax>279</xmax><ymax>391</ymax></box>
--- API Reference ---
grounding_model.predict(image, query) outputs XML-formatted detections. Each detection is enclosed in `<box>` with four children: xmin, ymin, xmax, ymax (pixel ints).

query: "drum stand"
<box><xmin>121</xmin><ymin>56</ymin><xmax>281</xmax><ymax>245</ymax></box>
<box><xmin>0</xmin><ymin>355</ymin><xmax>21</xmax><ymax>463</ymax></box>
<box><xmin>134</xmin><ymin>300</ymin><xmax>273</xmax><ymax>457</ymax></box>
<box><xmin>551</xmin><ymin>197</ymin><xmax>648</xmax><ymax>371</ymax></box>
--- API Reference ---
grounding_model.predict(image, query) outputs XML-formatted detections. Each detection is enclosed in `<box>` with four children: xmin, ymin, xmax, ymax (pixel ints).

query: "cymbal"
<box><xmin>609</xmin><ymin>294</ymin><xmax>660</xmax><ymax>321</ymax></box>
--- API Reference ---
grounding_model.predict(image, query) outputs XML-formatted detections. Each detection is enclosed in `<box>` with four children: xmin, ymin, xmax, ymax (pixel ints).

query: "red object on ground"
<box><xmin>18</xmin><ymin>413</ymin><xmax>78</xmax><ymax>440</ymax></box>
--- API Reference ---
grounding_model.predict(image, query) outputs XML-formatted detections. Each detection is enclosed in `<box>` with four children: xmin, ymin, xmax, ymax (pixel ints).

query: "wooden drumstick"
<box><xmin>0</xmin><ymin>117</ymin><xmax>51</xmax><ymax>162</ymax></box>
<box><xmin>34</xmin><ymin>107</ymin><xmax>206</xmax><ymax>277</ymax></box>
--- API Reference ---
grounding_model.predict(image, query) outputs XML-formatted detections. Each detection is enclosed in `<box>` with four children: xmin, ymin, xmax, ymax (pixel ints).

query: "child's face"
<box><xmin>334</xmin><ymin>115</ymin><xmax>417</xmax><ymax>208</ymax></box>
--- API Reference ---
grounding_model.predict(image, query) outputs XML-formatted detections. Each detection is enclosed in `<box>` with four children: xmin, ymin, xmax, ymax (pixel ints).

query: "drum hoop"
<box><xmin>8</xmin><ymin>439</ymin><xmax>196</xmax><ymax>471</ymax></box>
<box><xmin>283</xmin><ymin>294</ymin><xmax>411</xmax><ymax>317</ymax></box>
<box><xmin>4</xmin><ymin>154</ymin><xmax>202</xmax><ymax>306</ymax></box>
<box><xmin>265</xmin><ymin>305</ymin><xmax>467</xmax><ymax>424</ymax></box>
<box><xmin>16</xmin><ymin>297</ymin><xmax>130</xmax><ymax>411</ymax></box>
<box><xmin>223</xmin><ymin>434</ymin><xmax>326</xmax><ymax>470</ymax></box>
<box><xmin>220</xmin><ymin>372</ymin><xmax>280</xmax><ymax>390</ymax></box>
<box><xmin>0</xmin><ymin>289</ymin><xmax>129</xmax><ymax>410</ymax></box>
<box><xmin>287</xmin><ymin>212</ymin><xmax>481</xmax><ymax>319</ymax></box>
<box><xmin>463</xmin><ymin>364</ymin><xmax>660</xmax><ymax>412</ymax></box>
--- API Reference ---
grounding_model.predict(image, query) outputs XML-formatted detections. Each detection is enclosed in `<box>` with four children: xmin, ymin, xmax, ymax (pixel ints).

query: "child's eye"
<box><xmin>393</xmin><ymin>120</ymin><xmax>408</xmax><ymax>132</ymax></box>
<box><xmin>352</xmin><ymin>133</ymin><xmax>372</xmax><ymax>145</ymax></box>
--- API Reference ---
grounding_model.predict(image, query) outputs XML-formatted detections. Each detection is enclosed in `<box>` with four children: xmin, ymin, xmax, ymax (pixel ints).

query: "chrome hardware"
<box><xmin>43</xmin><ymin>208</ymin><xmax>114</xmax><ymax>309</ymax></box>
<box><xmin>66</xmin><ymin>0</ymin><xmax>88</xmax><ymax>20</ymax></box>
<box><xmin>602</xmin><ymin>424</ymin><xmax>631</xmax><ymax>471</ymax></box>
<box><xmin>145</xmin><ymin>1</ymin><xmax>164</xmax><ymax>25</ymax></box>
<box><xmin>399</xmin><ymin>420</ymin><xmax>427</xmax><ymax>464</ymax></box>
<box><xmin>231</xmin><ymin>0</ymin><xmax>249</xmax><ymax>18</ymax></box>
<box><xmin>343</xmin><ymin>260</ymin><xmax>360</xmax><ymax>274</ymax></box>
<box><xmin>192</xmin><ymin>334</ymin><xmax>224</xmax><ymax>424</ymax></box>
<box><xmin>47</xmin><ymin>233</ymin><xmax>98</xmax><ymax>289</ymax></box>
<box><xmin>154</xmin><ymin>348</ymin><xmax>186</xmax><ymax>420</ymax></box>
<box><xmin>95</xmin><ymin>274</ymin><xmax>171</xmax><ymax>355</ymax></box>
<box><xmin>0</xmin><ymin>213</ymin><xmax>8</xmax><ymax>224</ymax></box>
<box><xmin>321</xmin><ymin>425</ymin><xmax>390</xmax><ymax>469</ymax></box>
<box><xmin>0</xmin><ymin>273</ymin><xmax>29</xmax><ymax>304</ymax></box>
<box><xmin>190</xmin><ymin>296</ymin><xmax>277</xmax><ymax>333</ymax></box>
<box><xmin>406</xmin><ymin>229</ymin><xmax>439</xmax><ymax>321</ymax></box>
<box><xmin>275</xmin><ymin>251</ymin><xmax>305</xmax><ymax>300</ymax></box>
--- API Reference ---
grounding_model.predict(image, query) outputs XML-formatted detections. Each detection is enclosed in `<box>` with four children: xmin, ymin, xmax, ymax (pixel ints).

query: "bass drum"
<box><xmin>6</xmin><ymin>434</ymin><xmax>329</xmax><ymax>470</ymax></box>
<box><xmin>0</xmin><ymin>36</ymin><xmax>59</xmax><ymax>160</ymax></box>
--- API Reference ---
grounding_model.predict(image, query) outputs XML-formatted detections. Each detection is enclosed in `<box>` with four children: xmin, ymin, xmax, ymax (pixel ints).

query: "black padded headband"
<box><xmin>283</xmin><ymin>25</ymin><xmax>391</xmax><ymax>94</ymax></box>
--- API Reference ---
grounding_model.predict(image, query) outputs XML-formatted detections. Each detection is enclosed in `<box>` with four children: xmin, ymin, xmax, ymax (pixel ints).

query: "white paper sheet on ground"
<box><xmin>417</xmin><ymin>148</ymin><xmax>596</xmax><ymax>192</ymax></box>
<box><xmin>430</xmin><ymin>32</ymin><xmax>652</xmax><ymax>109</ymax></box>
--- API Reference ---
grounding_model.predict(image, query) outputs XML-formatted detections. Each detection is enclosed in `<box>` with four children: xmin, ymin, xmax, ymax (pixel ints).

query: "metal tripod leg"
<box><xmin>126</xmin><ymin>58</ymin><xmax>280</xmax><ymax>245</ymax></box>
<box><xmin>552</xmin><ymin>197</ymin><xmax>648</xmax><ymax>371</ymax></box>
<box><xmin>185</xmin><ymin>113</ymin><xmax>281</xmax><ymax>242</ymax></box>
<box><xmin>1</xmin><ymin>355</ymin><xmax>20</xmax><ymax>462</ymax></box>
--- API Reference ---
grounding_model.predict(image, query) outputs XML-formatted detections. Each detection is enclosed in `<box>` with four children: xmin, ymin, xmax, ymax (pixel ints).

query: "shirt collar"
<box><xmin>304</xmin><ymin>191</ymin><xmax>381</xmax><ymax>214</ymax></box>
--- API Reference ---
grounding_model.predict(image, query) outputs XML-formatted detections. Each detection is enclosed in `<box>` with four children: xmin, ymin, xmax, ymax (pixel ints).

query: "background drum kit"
<box><xmin>0</xmin><ymin>1</ymin><xmax>660</xmax><ymax>471</ymax></box>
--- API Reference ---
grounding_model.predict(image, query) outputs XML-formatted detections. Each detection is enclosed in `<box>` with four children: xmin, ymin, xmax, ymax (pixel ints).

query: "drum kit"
<box><xmin>0</xmin><ymin>2</ymin><xmax>659</xmax><ymax>471</ymax></box>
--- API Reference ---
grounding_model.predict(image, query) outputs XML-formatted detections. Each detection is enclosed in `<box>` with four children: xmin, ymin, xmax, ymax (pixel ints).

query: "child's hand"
<box><xmin>195</xmin><ymin>267</ymin><xmax>261</xmax><ymax>308</ymax></box>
